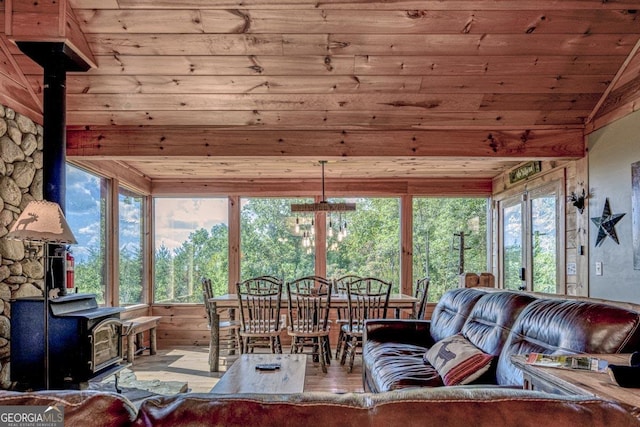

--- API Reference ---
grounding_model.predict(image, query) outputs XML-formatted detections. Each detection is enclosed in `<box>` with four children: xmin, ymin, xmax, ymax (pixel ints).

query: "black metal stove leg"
<box><xmin>114</xmin><ymin>373</ymin><xmax>122</xmax><ymax>394</ymax></box>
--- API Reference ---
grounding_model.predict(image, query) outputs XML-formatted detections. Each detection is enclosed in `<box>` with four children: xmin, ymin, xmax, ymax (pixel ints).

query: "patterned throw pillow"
<box><xmin>424</xmin><ymin>333</ymin><xmax>493</xmax><ymax>386</ymax></box>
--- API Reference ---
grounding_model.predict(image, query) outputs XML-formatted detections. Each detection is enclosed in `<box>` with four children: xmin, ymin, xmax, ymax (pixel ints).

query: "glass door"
<box><xmin>501</xmin><ymin>196</ymin><xmax>525</xmax><ymax>291</ymax></box>
<box><xmin>530</xmin><ymin>185</ymin><xmax>559</xmax><ymax>293</ymax></box>
<box><xmin>498</xmin><ymin>180</ymin><xmax>563</xmax><ymax>294</ymax></box>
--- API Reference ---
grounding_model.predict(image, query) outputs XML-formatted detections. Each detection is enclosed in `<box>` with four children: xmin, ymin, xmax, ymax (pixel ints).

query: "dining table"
<box><xmin>207</xmin><ymin>292</ymin><xmax>419</xmax><ymax>372</ymax></box>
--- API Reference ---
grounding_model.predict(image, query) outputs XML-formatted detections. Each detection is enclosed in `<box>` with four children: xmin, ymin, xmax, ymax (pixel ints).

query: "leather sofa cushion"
<box><xmin>363</xmin><ymin>290</ymin><xmax>534</xmax><ymax>391</ymax></box>
<box><xmin>430</xmin><ymin>288</ymin><xmax>485</xmax><ymax>342</ymax></box>
<box><xmin>462</xmin><ymin>291</ymin><xmax>536</xmax><ymax>356</ymax></box>
<box><xmin>363</xmin><ymin>342</ymin><xmax>443</xmax><ymax>391</ymax></box>
<box><xmin>363</xmin><ymin>319</ymin><xmax>434</xmax><ymax>348</ymax></box>
<box><xmin>133</xmin><ymin>388</ymin><xmax>640</xmax><ymax>427</ymax></box>
<box><xmin>496</xmin><ymin>298</ymin><xmax>640</xmax><ymax>386</ymax></box>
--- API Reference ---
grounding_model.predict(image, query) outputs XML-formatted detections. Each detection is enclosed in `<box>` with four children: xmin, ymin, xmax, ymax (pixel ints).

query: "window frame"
<box><xmin>65</xmin><ymin>166</ymin><xmax>493</xmax><ymax>306</ymax></box>
<box><xmin>412</xmin><ymin>196</ymin><xmax>490</xmax><ymax>301</ymax></box>
<box><xmin>325</xmin><ymin>196</ymin><xmax>402</xmax><ymax>292</ymax></box>
<box><xmin>65</xmin><ymin>163</ymin><xmax>111</xmax><ymax>305</ymax></box>
<box><xmin>152</xmin><ymin>196</ymin><xmax>230</xmax><ymax>304</ymax></box>
<box><xmin>118</xmin><ymin>185</ymin><xmax>147</xmax><ymax>306</ymax></box>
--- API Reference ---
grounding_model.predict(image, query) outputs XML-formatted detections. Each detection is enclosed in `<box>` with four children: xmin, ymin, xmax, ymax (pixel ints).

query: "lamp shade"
<box><xmin>6</xmin><ymin>200</ymin><xmax>77</xmax><ymax>244</ymax></box>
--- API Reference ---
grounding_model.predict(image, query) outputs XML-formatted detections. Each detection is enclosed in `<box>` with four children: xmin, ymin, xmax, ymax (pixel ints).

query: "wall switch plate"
<box><xmin>567</xmin><ymin>262</ymin><xmax>577</xmax><ymax>275</ymax></box>
<box><xmin>595</xmin><ymin>261</ymin><xmax>603</xmax><ymax>276</ymax></box>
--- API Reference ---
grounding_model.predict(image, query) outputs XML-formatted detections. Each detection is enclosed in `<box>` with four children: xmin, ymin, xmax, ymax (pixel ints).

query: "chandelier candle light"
<box><xmin>291</xmin><ymin>161</ymin><xmax>355</xmax><ymax>249</ymax></box>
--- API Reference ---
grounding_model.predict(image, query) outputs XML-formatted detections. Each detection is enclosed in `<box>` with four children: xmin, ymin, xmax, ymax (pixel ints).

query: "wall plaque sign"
<box><xmin>509</xmin><ymin>161</ymin><xmax>542</xmax><ymax>184</ymax></box>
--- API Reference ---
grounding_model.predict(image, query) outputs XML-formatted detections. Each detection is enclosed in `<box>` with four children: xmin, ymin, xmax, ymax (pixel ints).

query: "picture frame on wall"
<box><xmin>633</xmin><ymin>161</ymin><xmax>640</xmax><ymax>270</ymax></box>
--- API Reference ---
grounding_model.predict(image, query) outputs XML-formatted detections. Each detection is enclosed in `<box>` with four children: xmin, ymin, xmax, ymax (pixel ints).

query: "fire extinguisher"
<box><xmin>66</xmin><ymin>251</ymin><xmax>75</xmax><ymax>290</ymax></box>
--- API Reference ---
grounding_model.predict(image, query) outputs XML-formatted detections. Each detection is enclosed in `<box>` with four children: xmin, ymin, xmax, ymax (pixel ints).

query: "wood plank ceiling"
<box><xmin>8</xmin><ymin>0</ymin><xmax>640</xmax><ymax>185</ymax></box>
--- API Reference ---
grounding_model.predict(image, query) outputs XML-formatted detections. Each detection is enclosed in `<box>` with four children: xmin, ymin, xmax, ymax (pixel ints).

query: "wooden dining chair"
<box><xmin>411</xmin><ymin>277</ymin><xmax>430</xmax><ymax>320</ymax></box>
<box><xmin>341</xmin><ymin>277</ymin><xmax>392</xmax><ymax>373</ymax></box>
<box><xmin>252</xmin><ymin>275</ymin><xmax>284</xmax><ymax>285</ymax></box>
<box><xmin>291</xmin><ymin>274</ymin><xmax>333</xmax><ymax>355</ymax></box>
<box><xmin>236</xmin><ymin>276</ymin><xmax>284</xmax><ymax>354</ymax></box>
<box><xmin>332</xmin><ymin>274</ymin><xmax>361</xmax><ymax>360</ymax></box>
<box><xmin>201</xmin><ymin>277</ymin><xmax>242</xmax><ymax>364</ymax></box>
<box><xmin>286</xmin><ymin>276</ymin><xmax>333</xmax><ymax>373</ymax></box>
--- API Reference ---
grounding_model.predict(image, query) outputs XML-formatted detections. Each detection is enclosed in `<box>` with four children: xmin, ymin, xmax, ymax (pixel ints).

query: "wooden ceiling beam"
<box><xmin>84</xmin><ymin>33</ymin><xmax>637</xmax><ymax>56</ymax></box>
<box><xmin>60</xmin><ymin>93</ymin><xmax>599</xmax><ymax>112</ymax></box>
<box><xmin>62</xmin><ymin>110</ymin><xmax>587</xmax><ymax>129</ymax></box>
<box><xmin>96</xmin><ymin>0</ymin><xmax>640</xmax><ymax>11</ymax></box>
<box><xmin>586</xmin><ymin>38</ymin><xmax>640</xmax><ymax>127</ymax></box>
<box><xmin>73</xmin><ymin>9</ymin><xmax>640</xmax><ymax>35</ymax></box>
<box><xmin>66</xmin><ymin>128</ymin><xmax>585</xmax><ymax>159</ymax></box>
<box><xmin>58</xmin><ymin>74</ymin><xmax>611</xmax><ymax>96</ymax></box>
<box><xmin>18</xmin><ymin>54</ymin><xmax>626</xmax><ymax>77</ymax></box>
<box><xmin>124</xmin><ymin>157</ymin><xmax>516</xmax><ymax>181</ymax></box>
<box><xmin>150</xmin><ymin>177</ymin><xmax>492</xmax><ymax>197</ymax></box>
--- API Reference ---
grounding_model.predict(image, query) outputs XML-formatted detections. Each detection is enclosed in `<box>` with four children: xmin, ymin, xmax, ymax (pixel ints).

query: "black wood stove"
<box><xmin>11</xmin><ymin>293</ymin><xmax>124</xmax><ymax>390</ymax></box>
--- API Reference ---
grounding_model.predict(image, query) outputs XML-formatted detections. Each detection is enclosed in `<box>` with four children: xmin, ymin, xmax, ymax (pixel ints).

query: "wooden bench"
<box><xmin>122</xmin><ymin>316</ymin><xmax>161</xmax><ymax>363</ymax></box>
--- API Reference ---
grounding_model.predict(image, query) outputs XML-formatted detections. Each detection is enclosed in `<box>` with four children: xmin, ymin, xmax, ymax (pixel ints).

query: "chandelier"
<box><xmin>291</xmin><ymin>160</ymin><xmax>355</xmax><ymax>251</ymax></box>
<box><xmin>290</xmin><ymin>161</ymin><xmax>356</xmax><ymax>213</ymax></box>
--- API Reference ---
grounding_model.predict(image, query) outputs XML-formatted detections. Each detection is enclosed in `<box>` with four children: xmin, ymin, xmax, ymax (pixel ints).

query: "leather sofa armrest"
<box><xmin>364</xmin><ymin>319</ymin><xmax>435</xmax><ymax>348</ymax></box>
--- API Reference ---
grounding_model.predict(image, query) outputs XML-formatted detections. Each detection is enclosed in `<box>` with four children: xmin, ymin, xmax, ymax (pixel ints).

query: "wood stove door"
<box><xmin>90</xmin><ymin>318</ymin><xmax>123</xmax><ymax>373</ymax></box>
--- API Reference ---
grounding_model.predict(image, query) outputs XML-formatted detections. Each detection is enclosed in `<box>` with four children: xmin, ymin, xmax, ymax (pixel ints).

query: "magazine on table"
<box><xmin>525</xmin><ymin>353</ymin><xmax>608</xmax><ymax>372</ymax></box>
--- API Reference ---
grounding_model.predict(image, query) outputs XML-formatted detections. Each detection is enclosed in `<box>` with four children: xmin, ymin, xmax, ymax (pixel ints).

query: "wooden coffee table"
<box><xmin>211</xmin><ymin>354</ymin><xmax>307</xmax><ymax>394</ymax></box>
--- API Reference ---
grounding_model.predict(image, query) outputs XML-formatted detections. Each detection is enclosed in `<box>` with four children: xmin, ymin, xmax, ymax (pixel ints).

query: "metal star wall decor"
<box><xmin>591</xmin><ymin>198</ymin><xmax>625</xmax><ymax>247</ymax></box>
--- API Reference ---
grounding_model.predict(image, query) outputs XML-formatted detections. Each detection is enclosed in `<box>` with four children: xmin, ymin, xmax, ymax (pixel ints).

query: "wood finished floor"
<box><xmin>128</xmin><ymin>346</ymin><xmax>365</xmax><ymax>394</ymax></box>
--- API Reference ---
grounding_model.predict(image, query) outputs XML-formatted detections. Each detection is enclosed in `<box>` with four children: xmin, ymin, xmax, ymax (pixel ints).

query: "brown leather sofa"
<box><xmin>1</xmin><ymin>387</ymin><xmax>639</xmax><ymax>427</ymax></box>
<box><xmin>2</xmin><ymin>288</ymin><xmax>639</xmax><ymax>426</ymax></box>
<box><xmin>363</xmin><ymin>288</ymin><xmax>640</xmax><ymax>393</ymax></box>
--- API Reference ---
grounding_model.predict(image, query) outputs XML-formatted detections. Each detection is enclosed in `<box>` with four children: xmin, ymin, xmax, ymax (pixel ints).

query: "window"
<box><xmin>65</xmin><ymin>164</ymin><xmax>108</xmax><ymax>304</ymax></box>
<box><xmin>154</xmin><ymin>198</ymin><xmax>229</xmax><ymax>303</ymax></box>
<box><xmin>119</xmin><ymin>188</ymin><xmax>145</xmax><ymax>305</ymax></box>
<box><xmin>498</xmin><ymin>180</ymin><xmax>563</xmax><ymax>293</ymax></box>
<box><xmin>240</xmin><ymin>198</ymin><xmax>314</xmax><ymax>282</ymax></box>
<box><xmin>326</xmin><ymin>198</ymin><xmax>400</xmax><ymax>291</ymax></box>
<box><xmin>502</xmin><ymin>199</ymin><xmax>523</xmax><ymax>291</ymax></box>
<box><xmin>413</xmin><ymin>198</ymin><xmax>488</xmax><ymax>301</ymax></box>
